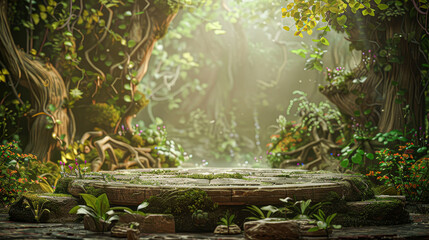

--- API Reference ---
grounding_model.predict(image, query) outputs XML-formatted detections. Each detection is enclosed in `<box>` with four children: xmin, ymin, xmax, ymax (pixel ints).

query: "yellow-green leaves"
<box><xmin>336</xmin><ymin>15</ymin><xmax>347</xmax><ymax>26</ymax></box>
<box><xmin>282</xmin><ymin>0</ymin><xmax>383</xmax><ymax>38</ymax></box>
<box><xmin>0</xmin><ymin>68</ymin><xmax>9</xmax><ymax>83</ymax></box>
<box><xmin>377</xmin><ymin>4</ymin><xmax>389</xmax><ymax>10</ymax></box>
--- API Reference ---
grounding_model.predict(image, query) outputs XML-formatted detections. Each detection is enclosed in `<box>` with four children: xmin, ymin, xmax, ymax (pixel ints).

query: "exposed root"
<box><xmin>81</xmin><ymin>131</ymin><xmax>159</xmax><ymax>171</ymax></box>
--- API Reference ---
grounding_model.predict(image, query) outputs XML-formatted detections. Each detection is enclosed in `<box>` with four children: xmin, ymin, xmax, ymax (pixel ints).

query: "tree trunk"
<box><xmin>0</xmin><ymin>0</ymin><xmax>73</xmax><ymax>162</ymax></box>
<box><xmin>321</xmin><ymin>11</ymin><xmax>424</xmax><ymax>135</ymax></box>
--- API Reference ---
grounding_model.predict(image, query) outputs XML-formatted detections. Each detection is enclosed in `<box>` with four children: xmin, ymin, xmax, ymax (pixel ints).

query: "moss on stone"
<box><xmin>55</xmin><ymin>177</ymin><xmax>73</xmax><ymax>194</ymax></box>
<box><xmin>42</xmin><ymin>193</ymin><xmax>72</xmax><ymax>198</ymax></box>
<box><xmin>84</xmin><ymin>186</ymin><xmax>105</xmax><ymax>197</ymax></box>
<box><xmin>8</xmin><ymin>193</ymin><xmax>79</xmax><ymax>223</ymax></box>
<box><xmin>331</xmin><ymin>199</ymin><xmax>410</xmax><ymax>227</ymax></box>
<box><xmin>145</xmin><ymin>188</ymin><xmax>217</xmax><ymax>231</ymax></box>
<box><xmin>175</xmin><ymin>173</ymin><xmax>244</xmax><ymax>180</ymax></box>
<box><xmin>344</xmin><ymin>176</ymin><xmax>375</xmax><ymax>201</ymax></box>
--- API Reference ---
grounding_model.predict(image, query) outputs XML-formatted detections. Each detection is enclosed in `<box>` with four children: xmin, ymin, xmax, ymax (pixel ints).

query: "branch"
<box><xmin>84</xmin><ymin>6</ymin><xmax>113</xmax><ymax>82</ymax></box>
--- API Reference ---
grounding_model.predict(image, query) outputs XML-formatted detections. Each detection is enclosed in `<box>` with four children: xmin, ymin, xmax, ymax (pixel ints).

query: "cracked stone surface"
<box><xmin>64</xmin><ymin>168</ymin><xmax>368</xmax><ymax>206</ymax></box>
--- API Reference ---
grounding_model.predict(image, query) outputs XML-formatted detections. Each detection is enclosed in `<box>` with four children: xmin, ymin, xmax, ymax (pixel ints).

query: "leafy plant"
<box><xmin>37</xmin><ymin>173</ymin><xmax>61</xmax><ymax>193</ymax></box>
<box><xmin>192</xmin><ymin>209</ymin><xmax>209</xmax><ymax>227</ymax></box>
<box><xmin>308</xmin><ymin>209</ymin><xmax>341</xmax><ymax>237</ymax></box>
<box><xmin>244</xmin><ymin>205</ymin><xmax>274</xmax><ymax>221</ymax></box>
<box><xmin>23</xmin><ymin>198</ymin><xmax>50</xmax><ymax>222</ymax></box>
<box><xmin>218</xmin><ymin>211</ymin><xmax>236</xmax><ymax>234</ymax></box>
<box><xmin>112</xmin><ymin>201</ymin><xmax>149</xmax><ymax>216</ymax></box>
<box><xmin>368</xmin><ymin>141</ymin><xmax>429</xmax><ymax>202</ymax></box>
<box><xmin>69</xmin><ymin>193</ymin><xmax>120</xmax><ymax>232</ymax></box>
<box><xmin>281</xmin><ymin>198</ymin><xmax>328</xmax><ymax>220</ymax></box>
<box><xmin>256</xmin><ymin>198</ymin><xmax>328</xmax><ymax>220</ymax></box>
<box><xmin>0</xmin><ymin>141</ymin><xmax>37</xmax><ymax>205</ymax></box>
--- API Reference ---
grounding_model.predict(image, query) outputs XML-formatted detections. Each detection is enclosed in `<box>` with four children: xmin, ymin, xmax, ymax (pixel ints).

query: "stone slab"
<box><xmin>63</xmin><ymin>168</ymin><xmax>371</xmax><ymax>206</ymax></box>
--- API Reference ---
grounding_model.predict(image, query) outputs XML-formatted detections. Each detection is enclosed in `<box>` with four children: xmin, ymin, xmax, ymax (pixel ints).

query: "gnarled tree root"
<box><xmin>80</xmin><ymin>131</ymin><xmax>159</xmax><ymax>172</ymax></box>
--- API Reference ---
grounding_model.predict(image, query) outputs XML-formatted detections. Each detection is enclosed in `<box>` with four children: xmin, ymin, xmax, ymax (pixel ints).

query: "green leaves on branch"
<box><xmin>282</xmin><ymin>0</ymin><xmax>390</xmax><ymax>37</ymax></box>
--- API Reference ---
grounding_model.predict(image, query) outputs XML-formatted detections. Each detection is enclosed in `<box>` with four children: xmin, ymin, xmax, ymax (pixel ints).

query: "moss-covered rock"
<box><xmin>344</xmin><ymin>176</ymin><xmax>375</xmax><ymax>201</ymax></box>
<box><xmin>145</xmin><ymin>188</ymin><xmax>218</xmax><ymax>232</ymax></box>
<box><xmin>331</xmin><ymin>199</ymin><xmax>410</xmax><ymax>227</ymax></box>
<box><xmin>8</xmin><ymin>193</ymin><xmax>79</xmax><ymax>223</ymax></box>
<box><xmin>55</xmin><ymin>177</ymin><xmax>73</xmax><ymax>194</ymax></box>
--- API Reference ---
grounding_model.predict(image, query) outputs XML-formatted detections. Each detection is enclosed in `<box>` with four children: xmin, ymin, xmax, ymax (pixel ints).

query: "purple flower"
<box><xmin>69</xmin><ymin>165</ymin><xmax>73</xmax><ymax>170</ymax></box>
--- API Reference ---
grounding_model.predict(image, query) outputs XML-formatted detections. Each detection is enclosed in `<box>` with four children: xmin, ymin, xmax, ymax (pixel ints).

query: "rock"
<box><xmin>214</xmin><ymin>224</ymin><xmax>241</xmax><ymax>235</ymax></box>
<box><xmin>8</xmin><ymin>193</ymin><xmax>79</xmax><ymax>223</ymax></box>
<box><xmin>119</xmin><ymin>213</ymin><xmax>175</xmax><ymax>233</ymax></box>
<box><xmin>334</xmin><ymin>199</ymin><xmax>410</xmax><ymax>226</ymax></box>
<box><xmin>244</xmin><ymin>219</ymin><xmax>327</xmax><ymax>240</ymax></box>
<box><xmin>83</xmin><ymin>215</ymin><xmax>115</xmax><ymax>232</ymax></box>
<box><xmin>111</xmin><ymin>223</ymin><xmax>140</xmax><ymax>238</ymax></box>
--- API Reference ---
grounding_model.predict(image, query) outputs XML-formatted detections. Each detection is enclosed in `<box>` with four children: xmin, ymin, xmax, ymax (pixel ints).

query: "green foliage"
<box><xmin>110</xmin><ymin>201</ymin><xmax>149</xmax><ymax>216</ymax></box>
<box><xmin>367</xmin><ymin>136</ymin><xmax>429</xmax><ymax>202</ymax></box>
<box><xmin>146</xmin><ymin>188</ymin><xmax>217</xmax><ymax>215</ymax></box>
<box><xmin>267</xmin><ymin>91</ymin><xmax>344</xmax><ymax>167</ymax></box>
<box><xmin>80</xmin><ymin>103</ymin><xmax>121</xmax><ymax>132</ymax></box>
<box><xmin>244</xmin><ymin>205</ymin><xmax>274</xmax><ymax>221</ymax></box>
<box><xmin>308</xmin><ymin>209</ymin><xmax>341</xmax><ymax>236</ymax></box>
<box><xmin>0</xmin><ymin>141</ymin><xmax>38</xmax><ymax>206</ymax></box>
<box><xmin>23</xmin><ymin>198</ymin><xmax>51</xmax><ymax>222</ymax></box>
<box><xmin>282</xmin><ymin>0</ymin><xmax>393</xmax><ymax>38</ymax></box>
<box><xmin>191</xmin><ymin>209</ymin><xmax>209</xmax><ymax>227</ymax></box>
<box><xmin>218</xmin><ymin>210</ymin><xmax>236</xmax><ymax>233</ymax></box>
<box><xmin>280</xmin><ymin>198</ymin><xmax>328</xmax><ymax>220</ymax></box>
<box><xmin>37</xmin><ymin>173</ymin><xmax>61</xmax><ymax>193</ymax></box>
<box><xmin>0</xmin><ymin>93</ymin><xmax>30</xmax><ymax>142</ymax></box>
<box><xmin>126</xmin><ymin>120</ymin><xmax>190</xmax><ymax>167</ymax></box>
<box><xmin>69</xmin><ymin>193</ymin><xmax>120</xmax><ymax>231</ymax></box>
<box><xmin>259</xmin><ymin>198</ymin><xmax>328</xmax><ymax>220</ymax></box>
<box><xmin>291</xmin><ymin>42</ymin><xmax>327</xmax><ymax>71</ymax></box>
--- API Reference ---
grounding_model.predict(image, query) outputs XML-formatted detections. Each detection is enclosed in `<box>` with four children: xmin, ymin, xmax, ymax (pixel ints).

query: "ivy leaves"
<box><xmin>282</xmin><ymin>0</ymin><xmax>391</xmax><ymax>40</ymax></box>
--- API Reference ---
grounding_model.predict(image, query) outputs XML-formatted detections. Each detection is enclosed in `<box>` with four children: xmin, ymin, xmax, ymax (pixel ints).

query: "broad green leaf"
<box><xmin>378</xmin><ymin>4</ymin><xmax>389</xmax><ymax>10</ymax></box>
<box><xmin>137</xmin><ymin>202</ymin><xmax>149</xmax><ymax>211</ymax></box>
<box><xmin>351</xmin><ymin>153</ymin><xmax>363</xmax><ymax>164</ymax></box>
<box><xmin>80</xmin><ymin>194</ymin><xmax>97</xmax><ymax>210</ymax></box>
<box><xmin>95</xmin><ymin>193</ymin><xmax>110</xmax><ymax>219</ymax></box>
<box><xmin>128</xmin><ymin>40</ymin><xmax>136</xmax><ymax>48</ymax></box>
<box><xmin>417</xmin><ymin>147</ymin><xmax>427</xmax><ymax>153</ymax></box>
<box><xmin>336</xmin><ymin>15</ymin><xmax>347</xmax><ymax>26</ymax></box>
<box><xmin>124</xmin><ymin>95</ymin><xmax>132</xmax><ymax>102</ymax></box>
<box><xmin>32</xmin><ymin>14</ymin><xmax>40</xmax><ymax>25</ymax></box>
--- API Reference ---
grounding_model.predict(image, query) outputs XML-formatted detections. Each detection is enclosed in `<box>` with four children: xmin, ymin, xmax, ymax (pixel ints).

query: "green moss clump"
<box><xmin>333</xmin><ymin>199</ymin><xmax>410</xmax><ymax>227</ymax></box>
<box><xmin>55</xmin><ymin>177</ymin><xmax>73</xmax><ymax>194</ymax></box>
<box><xmin>145</xmin><ymin>188</ymin><xmax>217</xmax><ymax>232</ymax></box>
<box><xmin>146</xmin><ymin>188</ymin><xmax>217</xmax><ymax>215</ymax></box>
<box><xmin>112</xmin><ymin>135</ymin><xmax>131</xmax><ymax>145</ymax></box>
<box><xmin>131</xmin><ymin>134</ymin><xmax>145</xmax><ymax>147</ymax></box>
<box><xmin>154</xmin><ymin>0</ymin><xmax>181</xmax><ymax>16</ymax></box>
<box><xmin>80</xmin><ymin>103</ymin><xmax>120</xmax><ymax>132</ymax></box>
<box><xmin>84</xmin><ymin>186</ymin><xmax>105</xmax><ymax>197</ymax></box>
<box><xmin>345</xmin><ymin>176</ymin><xmax>375</xmax><ymax>201</ymax></box>
<box><xmin>176</xmin><ymin>173</ymin><xmax>244</xmax><ymax>180</ymax></box>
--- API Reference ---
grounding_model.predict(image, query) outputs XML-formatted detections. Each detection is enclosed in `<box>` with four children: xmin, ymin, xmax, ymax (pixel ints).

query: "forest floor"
<box><xmin>0</xmin><ymin>211</ymin><xmax>428</xmax><ymax>239</ymax></box>
<box><xmin>1</xmin><ymin>168</ymin><xmax>428</xmax><ymax>239</ymax></box>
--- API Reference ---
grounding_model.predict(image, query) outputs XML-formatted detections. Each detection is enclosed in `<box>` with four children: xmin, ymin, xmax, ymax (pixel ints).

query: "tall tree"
<box><xmin>0</xmin><ymin>0</ymin><xmax>181</xmax><ymax>162</ymax></box>
<box><xmin>283</xmin><ymin>0</ymin><xmax>428</xmax><ymax>136</ymax></box>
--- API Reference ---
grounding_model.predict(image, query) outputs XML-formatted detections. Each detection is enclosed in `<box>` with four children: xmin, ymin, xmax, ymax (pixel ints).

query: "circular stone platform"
<box><xmin>64</xmin><ymin>168</ymin><xmax>370</xmax><ymax>206</ymax></box>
